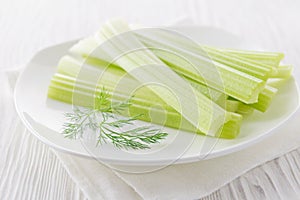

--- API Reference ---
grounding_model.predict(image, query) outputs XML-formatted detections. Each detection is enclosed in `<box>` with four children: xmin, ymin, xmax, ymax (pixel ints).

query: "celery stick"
<box><xmin>130</xmin><ymin>24</ymin><xmax>284</xmax><ymax>67</ymax></box>
<box><xmin>250</xmin><ymin>86</ymin><xmax>277</xmax><ymax>112</ymax></box>
<box><xmin>228</xmin><ymin>85</ymin><xmax>277</xmax><ymax>112</ymax></box>
<box><xmin>213</xmin><ymin>47</ymin><xmax>284</xmax><ymax>66</ymax></box>
<box><xmin>48</xmin><ymin>77</ymin><xmax>242</xmax><ymax>138</ymax></box>
<box><xmin>57</xmin><ymin>55</ymin><xmax>227</xmax><ymax>106</ymax></box>
<box><xmin>184</xmin><ymin>75</ymin><xmax>227</xmax><ymax>106</ymax></box>
<box><xmin>134</xmin><ymin>30</ymin><xmax>272</xmax><ymax>80</ymax></box>
<box><xmin>267</xmin><ymin>78</ymin><xmax>291</xmax><ymax>89</ymax></box>
<box><xmin>71</xmin><ymin>29</ymin><xmax>265</xmax><ymax>104</ymax></box>
<box><xmin>236</xmin><ymin>104</ymin><xmax>254</xmax><ymax>115</ymax></box>
<box><xmin>136</xmin><ymin>34</ymin><xmax>278</xmax><ymax>111</ymax></box>
<box><xmin>51</xmin><ymin>73</ymin><xmax>174</xmax><ymax>111</ymax></box>
<box><xmin>73</xmin><ymin>19</ymin><xmax>238</xmax><ymax>136</ymax></box>
<box><xmin>70</xmin><ymin>37</ymin><xmax>99</xmax><ymax>58</ymax></box>
<box><xmin>269</xmin><ymin>65</ymin><xmax>293</xmax><ymax>79</ymax></box>
<box><xmin>204</xmin><ymin>49</ymin><xmax>293</xmax><ymax>79</ymax></box>
<box><xmin>224</xmin><ymin>100</ymin><xmax>240</xmax><ymax>112</ymax></box>
<box><xmin>203</xmin><ymin>47</ymin><xmax>271</xmax><ymax>80</ymax></box>
<box><xmin>136</xmin><ymin>35</ymin><xmax>265</xmax><ymax>103</ymax></box>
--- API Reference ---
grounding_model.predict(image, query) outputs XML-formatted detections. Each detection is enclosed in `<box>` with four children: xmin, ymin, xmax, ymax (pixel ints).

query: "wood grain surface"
<box><xmin>1</xmin><ymin>0</ymin><xmax>300</xmax><ymax>199</ymax></box>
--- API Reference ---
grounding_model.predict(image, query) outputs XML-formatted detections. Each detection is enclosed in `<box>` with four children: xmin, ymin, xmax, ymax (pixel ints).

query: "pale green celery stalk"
<box><xmin>156</xmin><ymin>48</ymin><xmax>276</xmax><ymax>112</ymax></box>
<box><xmin>70</xmin><ymin>37</ymin><xmax>99</xmax><ymax>59</ymax></box>
<box><xmin>141</xmin><ymin>31</ymin><xmax>291</xmax><ymax>80</ymax></box>
<box><xmin>202</xmin><ymin>47</ymin><xmax>271</xmax><ymax>80</ymax></box>
<box><xmin>84</xmin><ymin>52</ymin><xmax>228</xmax><ymax>105</ymax></box>
<box><xmin>204</xmin><ymin>49</ymin><xmax>293</xmax><ymax>80</ymax></box>
<box><xmin>212</xmin><ymin>47</ymin><xmax>284</xmax><ymax>66</ymax></box>
<box><xmin>225</xmin><ymin>100</ymin><xmax>254</xmax><ymax>115</ymax></box>
<box><xmin>55</xmin><ymin>57</ymin><xmax>173</xmax><ymax>109</ymax></box>
<box><xmin>224</xmin><ymin>100</ymin><xmax>240</xmax><ymax>112</ymax></box>
<box><xmin>85</xmin><ymin>56</ymin><xmax>228</xmax><ymax>105</ymax></box>
<box><xmin>136</xmin><ymin>35</ymin><xmax>265</xmax><ymax>104</ymax></box>
<box><xmin>71</xmin><ymin>29</ymin><xmax>265</xmax><ymax>104</ymax></box>
<box><xmin>57</xmin><ymin>55</ymin><xmax>227</xmax><ymax>107</ymax></box>
<box><xmin>204</xmin><ymin>47</ymin><xmax>291</xmax><ymax>78</ymax></box>
<box><xmin>130</xmin><ymin>24</ymin><xmax>284</xmax><ymax>67</ymax></box>
<box><xmin>72</xmin><ymin>29</ymin><xmax>283</xmax><ymax>69</ymax></box>
<box><xmin>68</xmin><ymin>40</ymin><xmax>230</xmax><ymax>107</ymax></box>
<box><xmin>132</xmin><ymin>28</ymin><xmax>280</xmax><ymax>112</ymax></box>
<box><xmin>182</xmin><ymin>75</ymin><xmax>227</xmax><ymax>106</ymax></box>
<box><xmin>267</xmin><ymin>78</ymin><xmax>291</xmax><ymax>88</ymax></box>
<box><xmin>51</xmin><ymin>73</ymin><xmax>228</xmax><ymax>118</ymax></box>
<box><xmin>134</xmin><ymin>30</ymin><xmax>272</xmax><ymax>80</ymax></box>
<box><xmin>48</xmin><ymin>79</ymin><xmax>242</xmax><ymax>139</ymax></box>
<box><xmin>90</xmin><ymin>19</ymin><xmax>242</xmax><ymax>136</ymax></box>
<box><xmin>269</xmin><ymin>65</ymin><xmax>293</xmax><ymax>79</ymax></box>
<box><xmin>236</xmin><ymin>104</ymin><xmax>254</xmax><ymax>115</ymax></box>
<box><xmin>247</xmin><ymin>85</ymin><xmax>277</xmax><ymax>112</ymax></box>
<box><xmin>50</xmin><ymin>74</ymin><xmax>173</xmax><ymax>111</ymax></box>
<box><xmin>228</xmin><ymin>85</ymin><xmax>278</xmax><ymax>112</ymax></box>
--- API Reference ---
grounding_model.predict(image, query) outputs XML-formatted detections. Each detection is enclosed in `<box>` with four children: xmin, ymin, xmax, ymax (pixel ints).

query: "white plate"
<box><xmin>15</xmin><ymin>26</ymin><xmax>300</xmax><ymax>166</ymax></box>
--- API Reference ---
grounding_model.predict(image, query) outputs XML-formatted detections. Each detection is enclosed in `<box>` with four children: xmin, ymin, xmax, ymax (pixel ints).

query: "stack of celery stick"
<box><xmin>48</xmin><ymin>19</ymin><xmax>292</xmax><ymax>139</ymax></box>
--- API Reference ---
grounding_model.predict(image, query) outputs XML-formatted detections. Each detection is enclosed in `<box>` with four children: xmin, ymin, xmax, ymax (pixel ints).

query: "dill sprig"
<box><xmin>62</xmin><ymin>89</ymin><xmax>168</xmax><ymax>150</ymax></box>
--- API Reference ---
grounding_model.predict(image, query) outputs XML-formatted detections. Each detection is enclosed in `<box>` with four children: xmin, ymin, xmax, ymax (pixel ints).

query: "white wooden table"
<box><xmin>1</xmin><ymin>0</ymin><xmax>300</xmax><ymax>199</ymax></box>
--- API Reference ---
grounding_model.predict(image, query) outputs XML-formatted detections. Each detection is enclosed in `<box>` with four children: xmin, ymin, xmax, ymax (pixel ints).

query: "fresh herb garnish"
<box><xmin>62</xmin><ymin>89</ymin><xmax>168</xmax><ymax>150</ymax></box>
